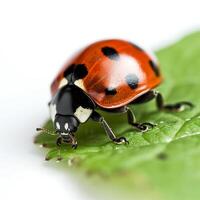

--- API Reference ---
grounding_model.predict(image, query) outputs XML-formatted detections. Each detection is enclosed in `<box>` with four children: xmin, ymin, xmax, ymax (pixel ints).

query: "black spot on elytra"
<box><xmin>74</xmin><ymin>64</ymin><xmax>88</xmax><ymax>80</ymax></box>
<box><xmin>157</xmin><ymin>152</ymin><xmax>168</xmax><ymax>160</ymax></box>
<box><xmin>149</xmin><ymin>60</ymin><xmax>160</xmax><ymax>76</ymax></box>
<box><xmin>105</xmin><ymin>87</ymin><xmax>117</xmax><ymax>95</ymax></box>
<box><xmin>130</xmin><ymin>42</ymin><xmax>144</xmax><ymax>51</ymax></box>
<box><xmin>125</xmin><ymin>74</ymin><xmax>139</xmax><ymax>89</ymax></box>
<box><xmin>64</xmin><ymin>64</ymin><xmax>75</xmax><ymax>78</ymax></box>
<box><xmin>101</xmin><ymin>47</ymin><xmax>119</xmax><ymax>60</ymax></box>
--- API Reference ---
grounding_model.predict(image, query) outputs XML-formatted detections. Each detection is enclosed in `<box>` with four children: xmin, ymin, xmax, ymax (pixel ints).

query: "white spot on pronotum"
<box><xmin>74</xmin><ymin>79</ymin><xmax>86</xmax><ymax>91</ymax></box>
<box><xmin>64</xmin><ymin>123</ymin><xmax>69</xmax><ymax>130</ymax></box>
<box><xmin>74</xmin><ymin>106</ymin><xmax>92</xmax><ymax>123</ymax></box>
<box><xmin>49</xmin><ymin>104</ymin><xmax>57</xmax><ymax>121</ymax></box>
<box><xmin>56</xmin><ymin>122</ymin><xmax>60</xmax><ymax>130</ymax></box>
<box><xmin>160</xmin><ymin>121</ymin><xmax>164</xmax><ymax>124</ymax></box>
<box><xmin>185</xmin><ymin>118</ymin><xmax>191</xmax><ymax>121</ymax></box>
<box><xmin>59</xmin><ymin>78</ymin><xmax>68</xmax><ymax>89</ymax></box>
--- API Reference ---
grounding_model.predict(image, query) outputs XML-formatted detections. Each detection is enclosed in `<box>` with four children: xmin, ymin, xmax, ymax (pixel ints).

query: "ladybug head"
<box><xmin>54</xmin><ymin>114</ymin><xmax>80</xmax><ymax>136</ymax></box>
<box><xmin>36</xmin><ymin>114</ymin><xmax>80</xmax><ymax>143</ymax></box>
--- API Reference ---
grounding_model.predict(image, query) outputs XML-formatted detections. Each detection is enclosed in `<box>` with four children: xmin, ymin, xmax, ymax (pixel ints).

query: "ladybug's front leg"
<box><xmin>125</xmin><ymin>107</ymin><xmax>155</xmax><ymax>132</ymax></box>
<box><xmin>56</xmin><ymin>137</ymin><xmax>63</xmax><ymax>161</ymax></box>
<box><xmin>155</xmin><ymin>91</ymin><xmax>194</xmax><ymax>112</ymax></box>
<box><xmin>62</xmin><ymin>134</ymin><xmax>78</xmax><ymax>149</ymax></box>
<box><xmin>91</xmin><ymin>111</ymin><xmax>129</xmax><ymax>145</ymax></box>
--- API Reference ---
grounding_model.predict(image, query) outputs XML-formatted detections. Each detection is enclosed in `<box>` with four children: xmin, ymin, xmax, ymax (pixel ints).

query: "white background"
<box><xmin>0</xmin><ymin>0</ymin><xmax>199</xmax><ymax>200</ymax></box>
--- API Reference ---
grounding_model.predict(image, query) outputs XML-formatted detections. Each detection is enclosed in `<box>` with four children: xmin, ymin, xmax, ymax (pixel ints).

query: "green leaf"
<box><xmin>35</xmin><ymin>32</ymin><xmax>200</xmax><ymax>200</ymax></box>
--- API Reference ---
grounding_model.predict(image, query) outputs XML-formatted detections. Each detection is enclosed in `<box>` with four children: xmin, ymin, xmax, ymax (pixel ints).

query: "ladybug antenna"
<box><xmin>36</xmin><ymin>128</ymin><xmax>57</xmax><ymax>136</ymax></box>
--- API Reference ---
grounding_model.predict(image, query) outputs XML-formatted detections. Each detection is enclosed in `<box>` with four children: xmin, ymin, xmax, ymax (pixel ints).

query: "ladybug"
<box><xmin>38</xmin><ymin>39</ymin><xmax>193</xmax><ymax>149</ymax></box>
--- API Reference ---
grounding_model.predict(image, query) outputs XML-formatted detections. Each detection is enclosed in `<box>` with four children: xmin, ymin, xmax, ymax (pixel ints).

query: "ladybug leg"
<box><xmin>125</xmin><ymin>107</ymin><xmax>155</xmax><ymax>132</ymax></box>
<box><xmin>131</xmin><ymin>90</ymin><xmax>156</xmax><ymax>104</ymax></box>
<box><xmin>131</xmin><ymin>90</ymin><xmax>193</xmax><ymax>112</ymax></box>
<box><xmin>56</xmin><ymin>137</ymin><xmax>62</xmax><ymax>146</ymax></box>
<box><xmin>91</xmin><ymin>111</ymin><xmax>129</xmax><ymax>145</ymax></box>
<box><xmin>70</xmin><ymin>135</ymin><xmax>78</xmax><ymax>149</ymax></box>
<box><xmin>55</xmin><ymin>135</ymin><xmax>77</xmax><ymax>161</ymax></box>
<box><xmin>56</xmin><ymin>137</ymin><xmax>63</xmax><ymax>161</ymax></box>
<box><xmin>62</xmin><ymin>134</ymin><xmax>78</xmax><ymax>149</ymax></box>
<box><xmin>155</xmin><ymin>91</ymin><xmax>194</xmax><ymax>112</ymax></box>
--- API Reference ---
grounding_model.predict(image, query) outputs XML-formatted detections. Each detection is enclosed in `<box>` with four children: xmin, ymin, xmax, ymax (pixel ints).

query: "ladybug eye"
<box><xmin>56</xmin><ymin>122</ymin><xmax>60</xmax><ymax>130</ymax></box>
<box><xmin>64</xmin><ymin>123</ymin><xmax>69</xmax><ymax>131</ymax></box>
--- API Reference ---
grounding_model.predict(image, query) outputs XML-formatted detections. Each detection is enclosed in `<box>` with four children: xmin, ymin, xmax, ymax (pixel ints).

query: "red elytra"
<box><xmin>51</xmin><ymin>39</ymin><xmax>162</xmax><ymax>109</ymax></box>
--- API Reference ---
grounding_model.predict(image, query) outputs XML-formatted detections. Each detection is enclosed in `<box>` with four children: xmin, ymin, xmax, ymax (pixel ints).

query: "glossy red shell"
<box><xmin>51</xmin><ymin>39</ymin><xmax>162</xmax><ymax>109</ymax></box>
